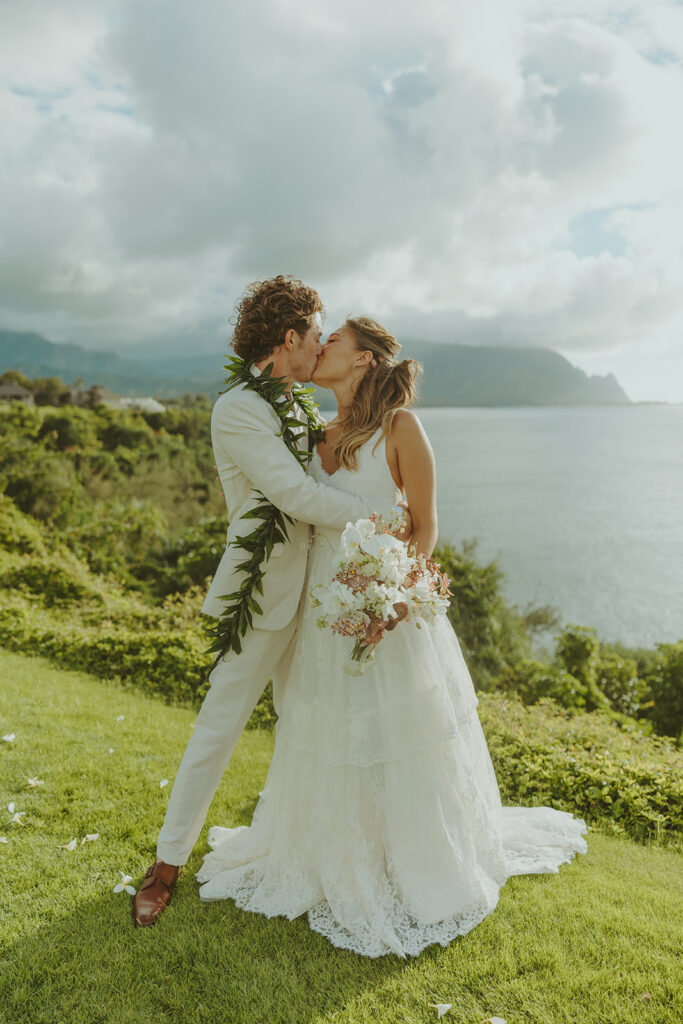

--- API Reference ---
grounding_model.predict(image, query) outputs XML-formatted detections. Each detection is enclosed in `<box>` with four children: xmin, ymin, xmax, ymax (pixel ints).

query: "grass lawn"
<box><xmin>0</xmin><ymin>647</ymin><xmax>681</xmax><ymax>1024</ymax></box>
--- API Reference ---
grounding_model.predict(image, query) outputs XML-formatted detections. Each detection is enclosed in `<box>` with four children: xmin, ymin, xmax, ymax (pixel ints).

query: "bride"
<box><xmin>195</xmin><ymin>316</ymin><xmax>588</xmax><ymax>959</ymax></box>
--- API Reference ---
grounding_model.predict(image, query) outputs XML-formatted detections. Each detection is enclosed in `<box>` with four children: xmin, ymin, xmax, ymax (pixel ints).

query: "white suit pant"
<box><xmin>156</xmin><ymin>619</ymin><xmax>297</xmax><ymax>867</ymax></box>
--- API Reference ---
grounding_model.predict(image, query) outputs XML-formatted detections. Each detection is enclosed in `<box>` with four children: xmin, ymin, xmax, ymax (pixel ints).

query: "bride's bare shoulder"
<box><xmin>388</xmin><ymin>409</ymin><xmax>427</xmax><ymax>440</ymax></box>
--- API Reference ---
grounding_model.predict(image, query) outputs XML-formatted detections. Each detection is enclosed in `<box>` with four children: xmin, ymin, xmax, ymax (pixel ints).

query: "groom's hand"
<box><xmin>361</xmin><ymin>602</ymin><xmax>409</xmax><ymax>649</ymax></box>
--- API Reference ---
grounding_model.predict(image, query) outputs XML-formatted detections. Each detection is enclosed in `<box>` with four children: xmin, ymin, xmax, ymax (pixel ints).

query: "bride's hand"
<box><xmin>393</xmin><ymin>501</ymin><xmax>412</xmax><ymax>542</ymax></box>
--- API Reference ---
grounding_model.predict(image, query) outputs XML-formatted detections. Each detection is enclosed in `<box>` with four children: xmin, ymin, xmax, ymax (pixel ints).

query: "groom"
<box><xmin>134</xmin><ymin>274</ymin><xmax>408</xmax><ymax>926</ymax></box>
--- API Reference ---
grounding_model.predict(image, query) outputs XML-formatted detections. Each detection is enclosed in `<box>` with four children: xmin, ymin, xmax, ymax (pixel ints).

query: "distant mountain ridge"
<box><xmin>0</xmin><ymin>329</ymin><xmax>631</xmax><ymax>405</ymax></box>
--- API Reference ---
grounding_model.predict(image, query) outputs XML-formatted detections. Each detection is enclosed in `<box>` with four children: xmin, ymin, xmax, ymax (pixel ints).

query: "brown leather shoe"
<box><xmin>134</xmin><ymin>860</ymin><xmax>181</xmax><ymax>927</ymax></box>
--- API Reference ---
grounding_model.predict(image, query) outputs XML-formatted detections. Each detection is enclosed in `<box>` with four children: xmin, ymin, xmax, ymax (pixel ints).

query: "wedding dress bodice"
<box><xmin>308</xmin><ymin>427</ymin><xmax>401</xmax><ymax>549</ymax></box>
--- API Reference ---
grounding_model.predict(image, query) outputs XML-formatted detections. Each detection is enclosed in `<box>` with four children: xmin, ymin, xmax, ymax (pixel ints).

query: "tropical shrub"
<box><xmin>0</xmin><ymin>495</ymin><xmax>47</xmax><ymax>555</ymax></box>
<box><xmin>0</xmin><ymin>604</ymin><xmax>210</xmax><ymax>706</ymax></box>
<box><xmin>38</xmin><ymin>408</ymin><xmax>101</xmax><ymax>451</ymax></box>
<box><xmin>133</xmin><ymin>516</ymin><xmax>227</xmax><ymax>596</ymax></box>
<box><xmin>480</xmin><ymin>692</ymin><xmax>681</xmax><ymax>845</ymax></box>
<box><xmin>436</xmin><ymin>540</ymin><xmax>536</xmax><ymax>690</ymax></box>
<box><xmin>499</xmin><ymin>657</ymin><xmax>589</xmax><ymax>709</ymax></box>
<box><xmin>0</xmin><ymin>559</ymin><xmax>104</xmax><ymax>607</ymax></box>
<box><xmin>555</xmin><ymin>625</ymin><xmax>611</xmax><ymax>711</ymax></box>
<box><xmin>595</xmin><ymin>648</ymin><xmax>647</xmax><ymax>717</ymax></box>
<box><xmin>645</xmin><ymin>641</ymin><xmax>683</xmax><ymax>741</ymax></box>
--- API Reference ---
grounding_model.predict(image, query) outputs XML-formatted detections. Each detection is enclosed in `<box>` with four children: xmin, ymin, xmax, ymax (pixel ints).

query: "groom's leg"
<box><xmin>156</xmin><ymin>619</ymin><xmax>296</xmax><ymax>867</ymax></box>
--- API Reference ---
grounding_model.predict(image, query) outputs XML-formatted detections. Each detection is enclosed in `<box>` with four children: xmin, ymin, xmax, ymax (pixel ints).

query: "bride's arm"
<box><xmin>390</xmin><ymin>410</ymin><xmax>438</xmax><ymax>558</ymax></box>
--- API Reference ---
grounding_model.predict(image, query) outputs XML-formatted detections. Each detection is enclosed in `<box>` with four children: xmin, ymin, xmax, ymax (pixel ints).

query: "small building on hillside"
<box><xmin>66</xmin><ymin>385</ymin><xmax>126</xmax><ymax>409</ymax></box>
<box><xmin>119</xmin><ymin>396</ymin><xmax>166</xmax><ymax>413</ymax></box>
<box><xmin>0</xmin><ymin>382</ymin><xmax>35</xmax><ymax>405</ymax></box>
<box><xmin>65</xmin><ymin>385</ymin><xmax>165</xmax><ymax>412</ymax></box>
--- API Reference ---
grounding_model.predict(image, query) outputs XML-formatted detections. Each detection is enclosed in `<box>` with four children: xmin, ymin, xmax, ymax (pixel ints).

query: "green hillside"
<box><xmin>1</xmin><ymin>328</ymin><xmax>631</xmax><ymax>404</ymax></box>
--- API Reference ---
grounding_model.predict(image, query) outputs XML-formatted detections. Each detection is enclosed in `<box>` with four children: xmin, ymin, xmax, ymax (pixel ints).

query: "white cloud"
<box><xmin>0</xmin><ymin>0</ymin><xmax>682</xmax><ymax>398</ymax></box>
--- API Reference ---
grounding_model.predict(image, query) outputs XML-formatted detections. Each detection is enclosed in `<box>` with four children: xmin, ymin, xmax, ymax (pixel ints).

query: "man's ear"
<box><xmin>283</xmin><ymin>328</ymin><xmax>297</xmax><ymax>351</ymax></box>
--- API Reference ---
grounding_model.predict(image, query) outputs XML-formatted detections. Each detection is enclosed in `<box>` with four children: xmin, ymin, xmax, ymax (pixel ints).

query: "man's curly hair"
<box><xmin>231</xmin><ymin>275</ymin><xmax>325</xmax><ymax>363</ymax></box>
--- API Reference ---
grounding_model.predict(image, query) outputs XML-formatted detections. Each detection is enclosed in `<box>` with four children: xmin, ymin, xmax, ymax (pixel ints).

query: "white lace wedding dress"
<box><xmin>195</xmin><ymin>427</ymin><xmax>588</xmax><ymax>958</ymax></box>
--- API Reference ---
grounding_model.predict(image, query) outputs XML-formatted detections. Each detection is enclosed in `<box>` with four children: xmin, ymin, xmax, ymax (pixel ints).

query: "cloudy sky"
<box><xmin>2</xmin><ymin>0</ymin><xmax>683</xmax><ymax>400</ymax></box>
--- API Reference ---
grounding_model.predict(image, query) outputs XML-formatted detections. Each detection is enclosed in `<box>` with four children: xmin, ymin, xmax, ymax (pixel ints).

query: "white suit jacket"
<box><xmin>202</xmin><ymin>381</ymin><xmax>396</xmax><ymax>630</ymax></box>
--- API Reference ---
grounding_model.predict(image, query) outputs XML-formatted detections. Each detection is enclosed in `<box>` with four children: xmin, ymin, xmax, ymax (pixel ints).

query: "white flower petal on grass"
<box><xmin>27</xmin><ymin>777</ymin><xmax>44</xmax><ymax>788</ymax></box>
<box><xmin>0</xmin><ymin>836</ymin><xmax>8</xmax><ymax>844</ymax></box>
<box><xmin>160</xmin><ymin>779</ymin><xmax>169</xmax><ymax>788</ymax></box>
<box><xmin>116</xmin><ymin>715</ymin><xmax>125</xmax><ymax>722</ymax></box>
<box><xmin>81</xmin><ymin>833</ymin><xmax>100</xmax><ymax>844</ymax></box>
<box><xmin>108</xmin><ymin>748</ymin><xmax>114</xmax><ymax>754</ymax></box>
<box><xmin>113</xmin><ymin>871</ymin><xmax>136</xmax><ymax>895</ymax></box>
<box><xmin>2</xmin><ymin>733</ymin><xmax>15</xmax><ymax>742</ymax></box>
<box><xmin>5</xmin><ymin>803</ymin><xmax>25</xmax><ymax>825</ymax></box>
<box><xmin>59</xmin><ymin>838</ymin><xmax>77</xmax><ymax>851</ymax></box>
<box><xmin>429</xmin><ymin>1005</ymin><xmax>452</xmax><ymax>1019</ymax></box>
<box><xmin>483</xmin><ymin>1018</ymin><xmax>507</xmax><ymax>1024</ymax></box>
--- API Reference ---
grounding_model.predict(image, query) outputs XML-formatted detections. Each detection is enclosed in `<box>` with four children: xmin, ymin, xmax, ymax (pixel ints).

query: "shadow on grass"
<box><xmin>2</xmin><ymin>854</ymin><xmax>410</xmax><ymax>1024</ymax></box>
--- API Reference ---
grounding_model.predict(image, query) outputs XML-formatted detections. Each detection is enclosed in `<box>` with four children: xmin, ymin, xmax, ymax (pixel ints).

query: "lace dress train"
<box><xmin>195</xmin><ymin>429</ymin><xmax>588</xmax><ymax>958</ymax></box>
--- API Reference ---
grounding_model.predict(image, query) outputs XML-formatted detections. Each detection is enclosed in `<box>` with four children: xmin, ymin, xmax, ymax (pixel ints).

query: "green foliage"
<box><xmin>64</xmin><ymin>498</ymin><xmax>169</xmax><ymax>577</ymax></box>
<box><xmin>1</xmin><ymin>437</ymin><xmax>82</xmax><ymax>524</ymax></box>
<box><xmin>499</xmin><ymin>656</ymin><xmax>591</xmax><ymax>710</ymax></box>
<box><xmin>555</xmin><ymin>624</ymin><xmax>611</xmax><ymax>711</ymax></box>
<box><xmin>0</xmin><ymin>495</ymin><xmax>47</xmax><ymax>555</ymax></box>
<box><xmin>94</xmin><ymin>407</ymin><xmax>157</xmax><ymax>451</ymax></box>
<box><xmin>0</xmin><ymin>400</ymin><xmax>223</xmax><ymax>582</ymax></box>
<box><xmin>141</xmin><ymin>401</ymin><xmax>212</xmax><ymax>441</ymax></box>
<box><xmin>0</xmin><ymin>559</ymin><xmax>104</xmax><ymax>607</ymax></box>
<box><xmin>478</xmin><ymin>692</ymin><xmax>682</xmax><ymax>844</ymax></box>
<box><xmin>595</xmin><ymin>648</ymin><xmax>648</xmax><ymax>717</ymax></box>
<box><xmin>0</xmin><ymin>396</ymin><xmax>42</xmax><ymax>435</ymax></box>
<box><xmin>38</xmin><ymin>407</ymin><xmax>101</xmax><ymax>450</ymax></box>
<box><xmin>645</xmin><ymin>642</ymin><xmax>683</xmax><ymax>741</ymax></box>
<box><xmin>0</xmin><ymin>604</ymin><xmax>210</xmax><ymax>706</ymax></box>
<box><xmin>132</xmin><ymin>515</ymin><xmax>227</xmax><ymax>596</ymax></box>
<box><xmin>31</xmin><ymin>375</ymin><xmax>72</xmax><ymax>405</ymax></box>
<box><xmin>435</xmin><ymin>539</ymin><xmax>534</xmax><ymax>690</ymax></box>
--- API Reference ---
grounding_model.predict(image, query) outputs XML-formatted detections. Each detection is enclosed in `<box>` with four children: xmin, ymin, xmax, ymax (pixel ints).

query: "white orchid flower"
<box><xmin>81</xmin><ymin>833</ymin><xmax>100</xmax><ymax>844</ymax></box>
<box><xmin>2</xmin><ymin>733</ymin><xmax>15</xmax><ymax>742</ymax></box>
<box><xmin>59</xmin><ymin>838</ymin><xmax>77</xmax><ymax>851</ymax></box>
<box><xmin>113</xmin><ymin>871</ymin><xmax>136</xmax><ymax>895</ymax></box>
<box><xmin>27</xmin><ymin>777</ymin><xmax>44</xmax><ymax>788</ymax></box>
<box><xmin>359</xmin><ymin>532</ymin><xmax>405</xmax><ymax>560</ymax></box>
<box><xmin>314</xmin><ymin>580</ymin><xmax>361</xmax><ymax>621</ymax></box>
<box><xmin>429</xmin><ymin>1005</ymin><xmax>452</xmax><ymax>1019</ymax></box>
<box><xmin>160</xmin><ymin>779</ymin><xmax>169</xmax><ymax>788</ymax></box>
<box><xmin>116</xmin><ymin>715</ymin><xmax>125</xmax><ymax>722</ymax></box>
<box><xmin>340</xmin><ymin>519</ymin><xmax>374</xmax><ymax>557</ymax></box>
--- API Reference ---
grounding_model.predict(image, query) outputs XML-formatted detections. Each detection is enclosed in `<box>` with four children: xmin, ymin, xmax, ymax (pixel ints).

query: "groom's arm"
<box><xmin>214</xmin><ymin>389</ymin><xmax>396</xmax><ymax>529</ymax></box>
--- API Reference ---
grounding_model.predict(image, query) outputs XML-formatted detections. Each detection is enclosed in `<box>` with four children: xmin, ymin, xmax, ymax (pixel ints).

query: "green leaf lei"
<box><xmin>205</xmin><ymin>354</ymin><xmax>326</xmax><ymax>664</ymax></box>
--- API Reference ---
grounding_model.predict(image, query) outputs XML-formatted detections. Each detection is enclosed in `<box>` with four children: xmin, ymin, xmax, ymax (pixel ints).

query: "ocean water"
<box><xmin>413</xmin><ymin>406</ymin><xmax>683</xmax><ymax>649</ymax></box>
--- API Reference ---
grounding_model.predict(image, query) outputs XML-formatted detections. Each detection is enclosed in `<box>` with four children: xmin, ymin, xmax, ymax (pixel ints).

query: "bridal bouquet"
<box><xmin>308</xmin><ymin>514</ymin><xmax>453</xmax><ymax>674</ymax></box>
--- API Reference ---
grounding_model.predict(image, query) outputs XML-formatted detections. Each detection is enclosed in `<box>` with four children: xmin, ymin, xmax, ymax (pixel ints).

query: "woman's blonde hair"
<box><xmin>332</xmin><ymin>316</ymin><xmax>422</xmax><ymax>470</ymax></box>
